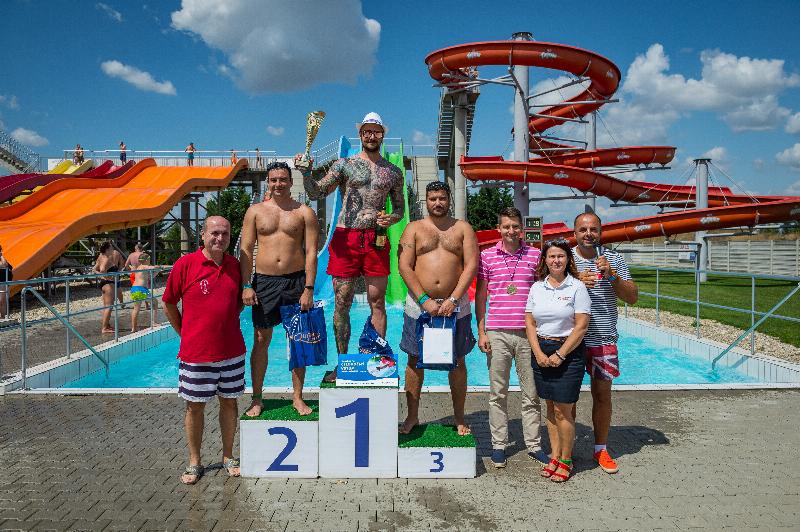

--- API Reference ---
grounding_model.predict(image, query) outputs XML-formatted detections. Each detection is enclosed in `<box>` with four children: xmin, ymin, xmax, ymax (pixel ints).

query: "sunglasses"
<box><xmin>544</xmin><ymin>238</ymin><xmax>569</xmax><ymax>247</ymax></box>
<box><xmin>360</xmin><ymin>130</ymin><xmax>384</xmax><ymax>138</ymax></box>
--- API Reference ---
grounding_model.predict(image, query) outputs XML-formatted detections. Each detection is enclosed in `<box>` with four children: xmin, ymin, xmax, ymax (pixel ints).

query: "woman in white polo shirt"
<box><xmin>524</xmin><ymin>238</ymin><xmax>591</xmax><ymax>482</ymax></box>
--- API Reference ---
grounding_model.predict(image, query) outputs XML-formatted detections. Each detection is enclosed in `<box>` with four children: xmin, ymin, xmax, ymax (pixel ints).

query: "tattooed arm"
<box><xmin>303</xmin><ymin>158</ymin><xmax>344</xmax><ymax>200</ymax></box>
<box><xmin>386</xmin><ymin>166</ymin><xmax>405</xmax><ymax>225</ymax></box>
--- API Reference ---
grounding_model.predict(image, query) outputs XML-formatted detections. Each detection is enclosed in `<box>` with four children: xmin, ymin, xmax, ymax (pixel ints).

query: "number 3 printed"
<box><xmin>430</xmin><ymin>451</ymin><xmax>445</xmax><ymax>473</ymax></box>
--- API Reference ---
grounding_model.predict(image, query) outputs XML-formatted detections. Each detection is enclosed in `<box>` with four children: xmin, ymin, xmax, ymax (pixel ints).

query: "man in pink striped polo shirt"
<box><xmin>476</xmin><ymin>207</ymin><xmax>547</xmax><ymax>468</ymax></box>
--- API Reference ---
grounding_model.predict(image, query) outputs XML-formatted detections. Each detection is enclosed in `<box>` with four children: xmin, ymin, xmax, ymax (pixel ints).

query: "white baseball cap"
<box><xmin>356</xmin><ymin>112</ymin><xmax>388</xmax><ymax>135</ymax></box>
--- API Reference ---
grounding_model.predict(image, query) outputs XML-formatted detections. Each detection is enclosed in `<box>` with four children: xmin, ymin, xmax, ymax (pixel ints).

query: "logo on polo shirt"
<box><xmin>200</xmin><ymin>279</ymin><xmax>210</xmax><ymax>295</ymax></box>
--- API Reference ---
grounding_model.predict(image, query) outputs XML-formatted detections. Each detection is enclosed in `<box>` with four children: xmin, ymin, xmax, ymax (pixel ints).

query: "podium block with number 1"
<box><xmin>318</xmin><ymin>386</ymin><xmax>398</xmax><ymax>478</ymax></box>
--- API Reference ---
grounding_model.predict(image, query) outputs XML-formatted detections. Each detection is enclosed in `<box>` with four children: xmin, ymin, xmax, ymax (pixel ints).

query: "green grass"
<box><xmin>629</xmin><ymin>267</ymin><xmax>800</xmax><ymax>347</ymax></box>
<box><xmin>240</xmin><ymin>399</ymin><xmax>319</xmax><ymax>422</ymax></box>
<box><xmin>398</xmin><ymin>424</ymin><xmax>476</xmax><ymax>448</ymax></box>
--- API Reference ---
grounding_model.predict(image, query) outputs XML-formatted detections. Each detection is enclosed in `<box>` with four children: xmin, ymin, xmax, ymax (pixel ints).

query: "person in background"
<box><xmin>124</xmin><ymin>243</ymin><xmax>145</xmax><ymax>284</ymax></box>
<box><xmin>130</xmin><ymin>253</ymin><xmax>160</xmax><ymax>332</ymax></box>
<box><xmin>0</xmin><ymin>243</ymin><xmax>12</xmax><ymax>319</ymax></box>
<box><xmin>230</xmin><ymin>149</ymin><xmax>238</xmax><ymax>166</ymax></box>
<box><xmin>185</xmin><ymin>142</ymin><xmax>196</xmax><ymax>167</ymax></box>
<box><xmin>92</xmin><ymin>241</ymin><xmax>124</xmax><ymax>334</ymax></box>
<box><xmin>255</xmin><ymin>147</ymin><xmax>263</xmax><ymax>170</ymax></box>
<box><xmin>476</xmin><ymin>206</ymin><xmax>547</xmax><ymax>468</ymax></box>
<box><xmin>73</xmin><ymin>144</ymin><xmax>84</xmax><ymax>165</ymax></box>
<box><xmin>524</xmin><ymin>238</ymin><xmax>591</xmax><ymax>482</ymax></box>
<box><xmin>119</xmin><ymin>141</ymin><xmax>127</xmax><ymax>164</ymax></box>
<box><xmin>162</xmin><ymin>216</ymin><xmax>245</xmax><ymax>485</ymax></box>
<box><xmin>572</xmin><ymin>212</ymin><xmax>638</xmax><ymax>474</ymax></box>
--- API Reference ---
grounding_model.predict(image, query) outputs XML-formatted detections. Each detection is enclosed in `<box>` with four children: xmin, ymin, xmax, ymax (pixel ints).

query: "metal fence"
<box><xmin>0</xmin><ymin>268</ymin><xmax>170</xmax><ymax>383</ymax></box>
<box><xmin>624</xmin><ymin>266</ymin><xmax>800</xmax><ymax>354</ymax></box>
<box><xmin>617</xmin><ymin>240</ymin><xmax>800</xmax><ymax>276</ymax></box>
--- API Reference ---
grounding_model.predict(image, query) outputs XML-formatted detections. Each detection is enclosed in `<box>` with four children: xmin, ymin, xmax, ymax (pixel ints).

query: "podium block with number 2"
<box><xmin>319</xmin><ymin>387</ymin><xmax>398</xmax><ymax>478</ymax></box>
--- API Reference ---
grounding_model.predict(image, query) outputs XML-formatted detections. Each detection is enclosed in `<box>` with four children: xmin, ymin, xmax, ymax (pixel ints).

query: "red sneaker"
<box><xmin>594</xmin><ymin>449</ymin><xmax>619</xmax><ymax>473</ymax></box>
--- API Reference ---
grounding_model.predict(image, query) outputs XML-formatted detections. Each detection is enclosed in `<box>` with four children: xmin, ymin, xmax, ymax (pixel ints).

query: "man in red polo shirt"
<box><xmin>162</xmin><ymin>215</ymin><xmax>246</xmax><ymax>485</ymax></box>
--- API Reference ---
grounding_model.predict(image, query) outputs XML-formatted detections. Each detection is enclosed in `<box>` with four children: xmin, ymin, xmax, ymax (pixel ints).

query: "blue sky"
<box><xmin>2</xmin><ymin>0</ymin><xmax>800</xmax><ymax>223</ymax></box>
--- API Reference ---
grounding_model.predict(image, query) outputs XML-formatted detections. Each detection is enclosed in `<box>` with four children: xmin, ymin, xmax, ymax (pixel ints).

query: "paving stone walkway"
<box><xmin>1</xmin><ymin>389</ymin><xmax>799</xmax><ymax>531</ymax></box>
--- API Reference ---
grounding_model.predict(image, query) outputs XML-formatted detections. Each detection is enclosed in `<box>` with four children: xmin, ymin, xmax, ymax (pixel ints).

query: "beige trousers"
<box><xmin>486</xmin><ymin>329</ymin><xmax>542</xmax><ymax>451</ymax></box>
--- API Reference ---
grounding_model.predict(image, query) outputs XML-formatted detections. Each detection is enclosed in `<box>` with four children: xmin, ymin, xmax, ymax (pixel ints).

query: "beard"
<box><xmin>363</xmin><ymin>142</ymin><xmax>381</xmax><ymax>153</ymax></box>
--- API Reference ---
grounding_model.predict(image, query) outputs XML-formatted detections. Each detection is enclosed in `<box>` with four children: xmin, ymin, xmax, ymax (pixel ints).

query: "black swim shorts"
<box><xmin>251</xmin><ymin>271</ymin><xmax>306</xmax><ymax>329</ymax></box>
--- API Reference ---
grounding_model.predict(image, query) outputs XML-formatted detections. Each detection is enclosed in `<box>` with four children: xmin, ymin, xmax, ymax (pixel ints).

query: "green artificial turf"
<box><xmin>629</xmin><ymin>267</ymin><xmax>800</xmax><ymax>347</ymax></box>
<box><xmin>398</xmin><ymin>424</ymin><xmax>476</xmax><ymax>448</ymax></box>
<box><xmin>240</xmin><ymin>399</ymin><xmax>319</xmax><ymax>422</ymax></box>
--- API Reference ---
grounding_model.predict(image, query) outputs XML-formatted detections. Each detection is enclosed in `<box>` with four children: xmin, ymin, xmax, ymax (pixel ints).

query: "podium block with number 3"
<box><xmin>319</xmin><ymin>387</ymin><xmax>398</xmax><ymax>478</ymax></box>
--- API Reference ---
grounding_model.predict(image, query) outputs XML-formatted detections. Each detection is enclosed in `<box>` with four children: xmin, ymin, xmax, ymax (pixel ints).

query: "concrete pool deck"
<box><xmin>2</xmin><ymin>389</ymin><xmax>799</xmax><ymax>531</ymax></box>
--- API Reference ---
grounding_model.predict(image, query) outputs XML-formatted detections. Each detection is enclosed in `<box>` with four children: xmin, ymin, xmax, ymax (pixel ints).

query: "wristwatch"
<box><xmin>304</xmin><ymin>285</ymin><xmax>314</xmax><ymax>291</ymax></box>
<box><xmin>448</xmin><ymin>296</ymin><xmax>458</xmax><ymax>305</ymax></box>
<box><xmin>607</xmin><ymin>269</ymin><xmax>618</xmax><ymax>282</ymax></box>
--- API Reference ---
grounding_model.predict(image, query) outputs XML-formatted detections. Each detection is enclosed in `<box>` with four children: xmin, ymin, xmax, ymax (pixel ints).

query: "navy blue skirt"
<box><xmin>532</xmin><ymin>338</ymin><xmax>585</xmax><ymax>404</ymax></box>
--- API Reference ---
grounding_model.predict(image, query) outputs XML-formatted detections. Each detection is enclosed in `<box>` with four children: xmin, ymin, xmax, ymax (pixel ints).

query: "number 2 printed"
<box><xmin>266</xmin><ymin>427</ymin><xmax>299</xmax><ymax>472</ymax></box>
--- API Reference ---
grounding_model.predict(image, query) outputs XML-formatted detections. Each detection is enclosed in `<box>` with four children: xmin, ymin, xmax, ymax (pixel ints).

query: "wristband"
<box><xmin>304</xmin><ymin>285</ymin><xmax>314</xmax><ymax>290</ymax></box>
<box><xmin>242</xmin><ymin>283</ymin><xmax>253</xmax><ymax>289</ymax></box>
<box><xmin>418</xmin><ymin>293</ymin><xmax>430</xmax><ymax>305</ymax></box>
<box><xmin>554</xmin><ymin>350</ymin><xmax>565</xmax><ymax>361</ymax></box>
<box><xmin>607</xmin><ymin>274</ymin><xmax>618</xmax><ymax>282</ymax></box>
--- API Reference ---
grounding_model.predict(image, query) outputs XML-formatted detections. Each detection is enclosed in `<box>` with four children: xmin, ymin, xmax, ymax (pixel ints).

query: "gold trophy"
<box><xmin>295</xmin><ymin>110</ymin><xmax>326</xmax><ymax>173</ymax></box>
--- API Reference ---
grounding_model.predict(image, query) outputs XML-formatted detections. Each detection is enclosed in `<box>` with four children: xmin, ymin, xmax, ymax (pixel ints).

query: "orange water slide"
<box><xmin>460</xmin><ymin>156</ymin><xmax>789</xmax><ymax>207</ymax></box>
<box><xmin>0</xmin><ymin>158</ymin><xmax>247</xmax><ymax>289</ymax></box>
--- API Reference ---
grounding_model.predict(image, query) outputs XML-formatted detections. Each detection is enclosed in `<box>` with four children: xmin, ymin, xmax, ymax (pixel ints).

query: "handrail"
<box><xmin>711</xmin><ymin>282</ymin><xmax>800</xmax><ymax>368</ymax></box>
<box><xmin>0</xmin><ymin>127</ymin><xmax>41</xmax><ymax>172</ymax></box>
<box><xmin>20</xmin><ymin>286</ymin><xmax>108</xmax><ymax>389</ymax></box>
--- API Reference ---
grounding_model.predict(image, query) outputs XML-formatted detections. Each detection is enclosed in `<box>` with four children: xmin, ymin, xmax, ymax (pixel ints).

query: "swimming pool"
<box><xmin>62</xmin><ymin>303</ymin><xmax>756</xmax><ymax>388</ymax></box>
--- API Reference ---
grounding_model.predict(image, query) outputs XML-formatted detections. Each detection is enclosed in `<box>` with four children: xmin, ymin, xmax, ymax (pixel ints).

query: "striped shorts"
<box><xmin>178</xmin><ymin>354</ymin><xmax>246</xmax><ymax>402</ymax></box>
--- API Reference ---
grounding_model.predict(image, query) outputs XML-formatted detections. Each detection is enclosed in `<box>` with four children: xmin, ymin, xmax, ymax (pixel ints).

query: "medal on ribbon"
<box><xmin>506</xmin><ymin>283</ymin><xmax>517</xmax><ymax>295</ymax></box>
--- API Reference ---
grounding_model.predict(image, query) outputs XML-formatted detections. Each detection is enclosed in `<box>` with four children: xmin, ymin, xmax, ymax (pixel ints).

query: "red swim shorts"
<box><xmin>585</xmin><ymin>344</ymin><xmax>620</xmax><ymax>381</ymax></box>
<box><xmin>327</xmin><ymin>228</ymin><xmax>390</xmax><ymax>278</ymax></box>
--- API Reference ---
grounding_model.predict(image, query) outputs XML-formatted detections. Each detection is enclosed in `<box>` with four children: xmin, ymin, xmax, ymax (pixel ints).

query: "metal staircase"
<box><xmin>410</xmin><ymin>156</ymin><xmax>439</xmax><ymax>219</ymax></box>
<box><xmin>0</xmin><ymin>127</ymin><xmax>41</xmax><ymax>174</ymax></box>
<box><xmin>435</xmin><ymin>89</ymin><xmax>479</xmax><ymax>173</ymax></box>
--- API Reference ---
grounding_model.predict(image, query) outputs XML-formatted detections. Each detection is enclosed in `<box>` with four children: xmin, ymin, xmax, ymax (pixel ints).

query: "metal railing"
<box><xmin>0</xmin><ymin>127</ymin><xmax>41</xmax><ymax>173</ymax></box>
<box><xmin>624</xmin><ymin>266</ymin><xmax>800</xmax><ymax>355</ymax></box>
<box><xmin>1</xmin><ymin>267</ymin><xmax>170</xmax><ymax>382</ymax></box>
<box><xmin>20</xmin><ymin>287</ymin><xmax>108</xmax><ymax>389</ymax></box>
<box><xmin>57</xmin><ymin>149</ymin><xmax>281</xmax><ymax>168</ymax></box>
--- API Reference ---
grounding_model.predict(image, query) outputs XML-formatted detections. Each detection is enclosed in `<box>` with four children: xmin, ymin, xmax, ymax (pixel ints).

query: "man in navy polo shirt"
<box><xmin>163</xmin><ymin>216</ymin><xmax>246</xmax><ymax>485</ymax></box>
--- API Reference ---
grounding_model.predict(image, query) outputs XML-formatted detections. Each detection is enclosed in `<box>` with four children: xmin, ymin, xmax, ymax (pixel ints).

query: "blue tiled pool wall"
<box><xmin>2</xmin><ymin>326</ymin><xmax>177</xmax><ymax>392</ymax></box>
<box><xmin>617</xmin><ymin>317</ymin><xmax>800</xmax><ymax>383</ymax></box>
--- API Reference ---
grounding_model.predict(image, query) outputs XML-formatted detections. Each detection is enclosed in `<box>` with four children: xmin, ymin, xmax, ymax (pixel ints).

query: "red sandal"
<box><xmin>550</xmin><ymin>459</ymin><xmax>572</xmax><ymax>482</ymax></box>
<box><xmin>540</xmin><ymin>458</ymin><xmax>559</xmax><ymax>478</ymax></box>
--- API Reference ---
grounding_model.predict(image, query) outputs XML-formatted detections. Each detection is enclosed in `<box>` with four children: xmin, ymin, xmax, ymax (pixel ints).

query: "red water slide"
<box><xmin>425</xmin><ymin>41</ymin><xmax>800</xmax><ymax>245</ymax></box>
<box><xmin>0</xmin><ymin>160</ymin><xmax>134</xmax><ymax>204</ymax></box>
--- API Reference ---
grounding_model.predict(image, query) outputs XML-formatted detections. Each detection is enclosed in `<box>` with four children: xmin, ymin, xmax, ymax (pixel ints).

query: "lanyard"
<box><xmin>500</xmin><ymin>245</ymin><xmax>525</xmax><ymax>282</ymax></box>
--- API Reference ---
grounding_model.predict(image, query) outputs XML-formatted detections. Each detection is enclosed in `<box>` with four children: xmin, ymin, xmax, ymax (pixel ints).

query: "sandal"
<box><xmin>550</xmin><ymin>459</ymin><xmax>572</xmax><ymax>483</ymax></box>
<box><xmin>540</xmin><ymin>458</ymin><xmax>559</xmax><ymax>478</ymax></box>
<box><xmin>223</xmin><ymin>457</ymin><xmax>241</xmax><ymax>477</ymax></box>
<box><xmin>180</xmin><ymin>464</ymin><xmax>204</xmax><ymax>485</ymax></box>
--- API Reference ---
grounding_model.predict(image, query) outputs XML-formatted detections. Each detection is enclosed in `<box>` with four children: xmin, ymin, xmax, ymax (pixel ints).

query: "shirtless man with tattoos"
<box><xmin>398</xmin><ymin>181</ymin><xmax>479</xmax><ymax>435</ymax></box>
<box><xmin>299</xmin><ymin>112</ymin><xmax>404</xmax><ymax>380</ymax></box>
<box><xmin>240</xmin><ymin>161</ymin><xmax>319</xmax><ymax>416</ymax></box>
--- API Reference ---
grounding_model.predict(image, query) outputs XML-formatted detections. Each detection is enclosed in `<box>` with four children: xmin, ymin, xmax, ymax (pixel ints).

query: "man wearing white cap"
<box><xmin>298</xmin><ymin>112</ymin><xmax>405</xmax><ymax>380</ymax></box>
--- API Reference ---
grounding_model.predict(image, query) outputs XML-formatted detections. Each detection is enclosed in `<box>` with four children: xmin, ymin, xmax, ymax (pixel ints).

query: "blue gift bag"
<box><xmin>415</xmin><ymin>312</ymin><xmax>457</xmax><ymax>371</ymax></box>
<box><xmin>358</xmin><ymin>317</ymin><xmax>394</xmax><ymax>356</ymax></box>
<box><xmin>279</xmin><ymin>302</ymin><xmax>327</xmax><ymax>370</ymax></box>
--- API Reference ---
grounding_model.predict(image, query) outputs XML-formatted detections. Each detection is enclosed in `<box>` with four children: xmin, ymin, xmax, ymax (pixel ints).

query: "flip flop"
<box><xmin>223</xmin><ymin>458</ymin><xmax>241</xmax><ymax>477</ymax></box>
<box><xmin>180</xmin><ymin>464</ymin><xmax>204</xmax><ymax>485</ymax></box>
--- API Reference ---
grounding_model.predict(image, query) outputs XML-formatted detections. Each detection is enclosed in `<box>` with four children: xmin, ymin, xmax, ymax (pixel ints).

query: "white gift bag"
<box><xmin>422</xmin><ymin>324</ymin><xmax>455</xmax><ymax>365</ymax></box>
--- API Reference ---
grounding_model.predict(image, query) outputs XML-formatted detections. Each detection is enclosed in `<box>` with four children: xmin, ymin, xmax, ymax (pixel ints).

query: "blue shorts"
<box><xmin>130</xmin><ymin>286</ymin><xmax>150</xmax><ymax>301</ymax></box>
<box><xmin>399</xmin><ymin>313</ymin><xmax>475</xmax><ymax>360</ymax></box>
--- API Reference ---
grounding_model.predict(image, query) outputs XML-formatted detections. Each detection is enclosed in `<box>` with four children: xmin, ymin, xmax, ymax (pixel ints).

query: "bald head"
<box><xmin>202</xmin><ymin>216</ymin><xmax>231</xmax><ymax>254</ymax></box>
<box><xmin>574</xmin><ymin>211</ymin><xmax>602</xmax><ymax>251</ymax></box>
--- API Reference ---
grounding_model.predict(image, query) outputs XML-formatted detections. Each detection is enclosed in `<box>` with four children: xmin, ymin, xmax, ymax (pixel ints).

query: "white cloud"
<box><xmin>776</xmin><ymin>143</ymin><xmax>800</xmax><ymax>171</ymax></box>
<box><xmin>412</xmin><ymin>130</ymin><xmax>432</xmax><ymax>145</ymax></box>
<box><xmin>266</xmin><ymin>125</ymin><xmax>284</xmax><ymax>136</ymax></box>
<box><xmin>531</xmin><ymin>75</ymin><xmax>587</xmax><ymax>108</ymax></box>
<box><xmin>170</xmin><ymin>0</ymin><xmax>380</xmax><ymax>93</ymax></box>
<box><xmin>588</xmin><ymin>44</ymin><xmax>800</xmax><ymax>145</ymax></box>
<box><xmin>0</xmin><ymin>95</ymin><xmax>19</xmax><ymax>110</ymax></box>
<box><xmin>96</xmin><ymin>3</ymin><xmax>123</xmax><ymax>22</ymax></box>
<box><xmin>786</xmin><ymin>112</ymin><xmax>800</xmax><ymax>134</ymax></box>
<box><xmin>10</xmin><ymin>127</ymin><xmax>49</xmax><ymax>147</ymax></box>
<box><xmin>100</xmin><ymin>60</ymin><xmax>176</xmax><ymax>95</ymax></box>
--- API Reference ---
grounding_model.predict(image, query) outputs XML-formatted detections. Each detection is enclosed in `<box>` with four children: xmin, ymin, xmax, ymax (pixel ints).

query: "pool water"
<box><xmin>65</xmin><ymin>303</ymin><xmax>756</xmax><ymax>388</ymax></box>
